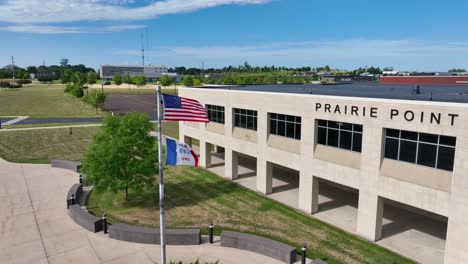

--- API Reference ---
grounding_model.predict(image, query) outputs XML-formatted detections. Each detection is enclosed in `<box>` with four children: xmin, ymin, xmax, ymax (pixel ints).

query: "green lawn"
<box><xmin>87</xmin><ymin>166</ymin><xmax>412</xmax><ymax>264</ymax></box>
<box><xmin>0</xmin><ymin>127</ymin><xmax>100</xmax><ymax>163</ymax></box>
<box><xmin>0</xmin><ymin>85</ymin><xmax>102</xmax><ymax>118</ymax></box>
<box><xmin>0</xmin><ymin>84</ymin><xmax>178</xmax><ymax>119</ymax></box>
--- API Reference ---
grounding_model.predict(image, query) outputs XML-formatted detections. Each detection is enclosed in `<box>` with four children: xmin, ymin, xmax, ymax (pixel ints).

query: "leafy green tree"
<box><xmin>449</xmin><ymin>68</ymin><xmax>466</xmax><ymax>73</ymax></box>
<box><xmin>73</xmin><ymin>71</ymin><xmax>87</xmax><ymax>87</ymax></box>
<box><xmin>182</xmin><ymin>76</ymin><xmax>194</xmax><ymax>87</ymax></box>
<box><xmin>61</xmin><ymin>69</ymin><xmax>73</xmax><ymax>84</ymax></box>
<box><xmin>84</xmin><ymin>90</ymin><xmax>106</xmax><ymax>113</ymax></box>
<box><xmin>87</xmin><ymin>71</ymin><xmax>98</xmax><ymax>85</ymax></box>
<box><xmin>82</xmin><ymin>113</ymin><xmax>158</xmax><ymax>200</ymax></box>
<box><xmin>113</xmin><ymin>73</ymin><xmax>123</xmax><ymax>86</ymax></box>
<box><xmin>22</xmin><ymin>72</ymin><xmax>30</xmax><ymax>79</ymax></box>
<box><xmin>26</xmin><ymin>66</ymin><xmax>37</xmax><ymax>75</ymax></box>
<box><xmin>71</xmin><ymin>85</ymin><xmax>84</xmax><ymax>98</ymax></box>
<box><xmin>159</xmin><ymin>75</ymin><xmax>173</xmax><ymax>87</ymax></box>
<box><xmin>193</xmin><ymin>78</ymin><xmax>201</xmax><ymax>86</ymax></box>
<box><xmin>132</xmin><ymin>75</ymin><xmax>147</xmax><ymax>87</ymax></box>
<box><xmin>64</xmin><ymin>83</ymin><xmax>74</xmax><ymax>94</ymax></box>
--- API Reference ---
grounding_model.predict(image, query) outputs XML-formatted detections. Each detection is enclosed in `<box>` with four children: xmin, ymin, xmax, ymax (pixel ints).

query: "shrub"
<box><xmin>64</xmin><ymin>83</ymin><xmax>75</xmax><ymax>93</ymax></box>
<box><xmin>17</xmin><ymin>79</ymin><xmax>32</xmax><ymax>85</ymax></box>
<box><xmin>182</xmin><ymin>76</ymin><xmax>194</xmax><ymax>87</ymax></box>
<box><xmin>71</xmin><ymin>86</ymin><xmax>84</xmax><ymax>98</ymax></box>
<box><xmin>0</xmin><ymin>82</ymin><xmax>10</xmax><ymax>88</ymax></box>
<box><xmin>9</xmin><ymin>83</ymin><xmax>22</xmax><ymax>88</ymax></box>
<box><xmin>104</xmin><ymin>81</ymin><xmax>111</xmax><ymax>85</ymax></box>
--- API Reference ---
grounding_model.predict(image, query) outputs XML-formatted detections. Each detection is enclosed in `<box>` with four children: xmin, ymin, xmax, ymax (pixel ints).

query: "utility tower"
<box><xmin>11</xmin><ymin>56</ymin><xmax>15</xmax><ymax>79</ymax></box>
<box><xmin>141</xmin><ymin>33</ymin><xmax>145</xmax><ymax>66</ymax></box>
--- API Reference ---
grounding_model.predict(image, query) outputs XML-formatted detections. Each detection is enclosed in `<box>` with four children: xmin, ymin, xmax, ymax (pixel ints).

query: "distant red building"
<box><xmin>380</xmin><ymin>76</ymin><xmax>468</xmax><ymax>85</ymax></box>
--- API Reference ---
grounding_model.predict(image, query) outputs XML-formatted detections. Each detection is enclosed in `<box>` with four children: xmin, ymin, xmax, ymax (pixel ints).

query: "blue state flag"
<box><xmin>165</xmin><ymin>138</ymin><xmax>198</xmax><ymax>166</ymax></box>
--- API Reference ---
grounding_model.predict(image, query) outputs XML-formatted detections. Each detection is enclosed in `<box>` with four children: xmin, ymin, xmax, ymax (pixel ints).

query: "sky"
<box><xmin>0</xmin><ymin>0</ymin><xmax>467</xmax><ymax>71</ymax></box>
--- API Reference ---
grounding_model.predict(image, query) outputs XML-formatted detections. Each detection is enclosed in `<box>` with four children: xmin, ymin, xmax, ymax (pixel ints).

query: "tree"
<box><xmin>182</xmin><ymin>76</ymin><xmax>194</xmax><ymax>87</ymax></box>
<box><xmin>26</xmin><ymin>66</ymin><xmax>37</xmax><ymax>75</ymax></box>
<box><xmin>61</xmin><ymin>69</ymin><xmax>73</xmax><ymax>84</ymax></box>
<box><xmin>82</xmin><ymin>113</ymin><xmax>158</xmax><ymax>201</ymax></box>
<box><xmin>71</xmin><ymin>85</ymin><xmax>84</xmax><ymax>98</ymax></box>
<box><xmin>87</xmin><ymin>71</ymin><xmax>98</xmax><ymax>86</ymax></box>
<box><xmin>73</xmin><ymin>71</ymin><xmax>87</xmax><ymax>87</ymax></box>
<box><xmin>113</xmin><ymin>73</ymin><xmax>123</xmax><ymax>86</ymax></box>
<box><xmin>448</xmin><ymin>68</ymin><xmax>466</xmax><ymax>73</ymax></box>
<box><xmin>193</xmin><ymin>78</ymin><xmax>201</xmax><ymax>86</ymax></box>
<box><xmin>85</xmin><ymin>90</ymin><xmax>106</xmax><ymax>113</ymax></box>
<box><xmin>159</xmin><ymin>75</ymin><xmax>173</xmax><ymax>87</ymax></box>
<box><xmin>132</xmin><ymin>75</ymin><xmax>147</xmax><ymax>87</ymax></box>
<box><xmin>123</xmin><ymin>73</ymin><xmax>132</xmax><ymax>92</ymax></box>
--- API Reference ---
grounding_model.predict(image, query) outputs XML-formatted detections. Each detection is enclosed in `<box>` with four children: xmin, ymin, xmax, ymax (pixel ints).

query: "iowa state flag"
<box><xmin>165</xmin><ymin>138</ymin><xmax>198</xmax><ymax>166</ymax></box>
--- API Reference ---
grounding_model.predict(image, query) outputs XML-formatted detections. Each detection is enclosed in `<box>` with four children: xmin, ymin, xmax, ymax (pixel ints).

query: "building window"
<box><xmin>269</xmin><ymin>113</ymin><xmax>301</xmax><ymax>140</ymax></box>
<box><xmin>384</xmin><ymin>128</ymin><xmax>456</xmax><ymax>171</ymax></box>
<box><xmin>206</xmin><ymin>105</ymin><xmax>224</xmax><ymax>124</ymax></box>
<box><xmin>234</xmin><ymin>108</ymin><xmax>257</xmax><ymax>130</ymax></box>
<box><xmin>316</xmin><ymin>119</ymin><xmax>363</xmax><ymax>152</ymax></box>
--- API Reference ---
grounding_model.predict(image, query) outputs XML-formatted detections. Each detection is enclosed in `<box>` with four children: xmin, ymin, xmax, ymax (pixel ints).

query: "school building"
<box><xmin>178</xmin><ymin>83</ymin><xmax>468</xmax><ymax>264</ymax></box>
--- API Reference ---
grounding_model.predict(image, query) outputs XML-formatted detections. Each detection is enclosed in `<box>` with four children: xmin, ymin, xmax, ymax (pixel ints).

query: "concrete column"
<box><xmin>356</xmin><ymin>192</ymin><xmax>384</xmax><ymax>241</ymax></box>
<box><xmin>257</xmin><ymin>159</ymin><xmax>273</xmax><ymax>195</ymax></box>
<box><xmin>224</xmin><ymin>149</ymin><xmax>239</xmax><ymax>180</ymax></box>
<box><xmin>199</xmin><ymin>140</ymin><xmax>212</xmax><ymax>168</ymax></box>
<box><xmin>178</xmin><ymin>121</ymin><xmax>185</xmax><ymax>142</ymax></box>
<box><xmin>299</xmin><ymin>173</ymin><xmax>319</xmax><ymax>214</ymax></box>
<box><xmin>445</xmin><ymin>138</ymin><xmax>468</xmax><ymax>263</ymax></box>
<box><xmin>183</xmin><ymin>136</ymin><xmax>192</xmax><ymax>148</ymax></box>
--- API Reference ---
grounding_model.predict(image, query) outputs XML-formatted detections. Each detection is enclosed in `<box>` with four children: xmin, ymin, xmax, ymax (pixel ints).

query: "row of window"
<box><xmin>204</xmin><ymin>105</ymin><xmax>457</xmax><ymax>172</ymax></box>
<box><xmin>384</xmin><ymin>129</ymin><xmax>456</xmax><ymax>171</ymax></box>
<box><xmin>317</xmin><ymin>120</ymin><xmax>363</xmax><ymax>152</ymax></box>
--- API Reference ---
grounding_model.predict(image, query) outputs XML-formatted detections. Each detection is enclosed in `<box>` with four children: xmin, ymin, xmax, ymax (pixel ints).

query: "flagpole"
<box><xmin>156</xmin><ymin>84</ymin><xmax>166</xmax><ymax>264</ymax></box>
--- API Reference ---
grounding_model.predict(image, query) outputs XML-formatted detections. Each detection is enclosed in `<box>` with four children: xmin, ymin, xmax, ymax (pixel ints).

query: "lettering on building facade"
<box><xmin>315</xmin><ymin>103</ymin><xmax>459</xmax><ymax>126</ymax></box>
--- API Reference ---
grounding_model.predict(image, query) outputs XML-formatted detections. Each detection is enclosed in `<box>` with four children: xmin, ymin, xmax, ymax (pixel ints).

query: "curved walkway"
<box><xmin>0</xmin><ymin>158</ymin><xmax>288</xmax><ymax>264</ymax></box>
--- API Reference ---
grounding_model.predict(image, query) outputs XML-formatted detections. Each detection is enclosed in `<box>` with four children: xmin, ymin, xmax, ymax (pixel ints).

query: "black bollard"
<box><xmin>71</xmin><ymin>194</ymin><xmax>75</xmax><ymax>206</ymax></box>
<box><xmin>209</xmin><ymin>222</ymin><xmax>214</xmax><ymax>244</ymax></box>
<box><xmin>301</xmin><ymin>243</ymin><xmax>307</xmax><ymax>264</ymax></box>
<box><xmin>102</xmin><ymin>212</ymin><xmax>108</xmax><ymax>234</ymax></box>
<box><xmin>79</xmin><ymin>174</ymin><xmax>83</xmax><ymax>184</ymax></box>
<box><xmin>0</xmin><ymin>119</ymin><xmax>2</xmax><ymax>129</ymax></box>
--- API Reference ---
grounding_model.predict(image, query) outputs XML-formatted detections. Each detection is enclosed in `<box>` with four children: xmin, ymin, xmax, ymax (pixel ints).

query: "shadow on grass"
<box><xmin>97</xmin><ymin>174</ymin><xmax>240</xmax><ymax>211</ymax></box>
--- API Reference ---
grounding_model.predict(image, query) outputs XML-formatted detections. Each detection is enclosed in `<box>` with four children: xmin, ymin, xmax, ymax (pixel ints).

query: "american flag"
<box><xmin>162</xmin><ymin>94</ymin><xmax>209</xmax><ymax>122</ymax></box>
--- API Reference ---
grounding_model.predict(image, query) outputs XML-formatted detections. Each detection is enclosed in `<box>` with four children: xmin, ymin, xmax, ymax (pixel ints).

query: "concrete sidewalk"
<box><xmin>0</xmin><ymin>158</ymin><xmax>292</xmax><ymax>264</ymax></box>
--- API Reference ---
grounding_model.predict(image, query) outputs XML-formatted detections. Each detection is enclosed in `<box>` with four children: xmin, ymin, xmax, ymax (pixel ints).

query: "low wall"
<box><xmin>109</xmin><ymin>223</ymin><xmax>200</xmax><ymax>245</ymax></box>
<box><xmin>52</xmin><ymin>160</ymin><xmax>81</xmax><ymax>172</ymax></box>
<box><xmin>221</xmin><ymin>231</ymin><xmax>296</xmax><ymax>264</ymax></box>
<box><xmin>67</xmin><ymin>184</ymin><xmax>83</xmax><ymax>207</ymax></box>
<box><xmin>68</xmin><ymin>204</ymin><xmax>103</xmax><ymax>232</ymax></box>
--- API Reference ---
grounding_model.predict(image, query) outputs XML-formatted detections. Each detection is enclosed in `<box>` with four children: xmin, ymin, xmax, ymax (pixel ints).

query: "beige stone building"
<box><xmin>177</xmin><ymin>85</ymin><xmax>468</xmax><ymax>264</ymax></box>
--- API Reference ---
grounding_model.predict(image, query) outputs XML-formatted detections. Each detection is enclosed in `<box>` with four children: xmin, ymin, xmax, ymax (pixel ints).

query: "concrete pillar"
<box><xmin>183</xmin><ymin>136</ymin><xmax>192</xmax><ymax>148</ymax></box>
<box><xmin>199</xmin><ymin>140</ymin><xmax>212</xmax><ymax>168</ymax></box>
<box><xmin>445</xmin><ymin>138</ymin><xmax>468</xmax><ymax>263</ymax></box>
<box><xmin>356</xmin><ymin>192</ymin><xmax>384</xmax><ymax>241</ymax></box>
<box><xmin>257</xmin><ymin>159</ymin><xmax>273</xmax><ymax>195</ymax></box>
<box><xmin>224</xmin><ymin>149</ymin><xmax>239</xmax><ymax>180</ymax></box>
<box><xmin>299</xmin><ymin>173</ymin><xmax>319</xmax><ymax>214</ymax></box>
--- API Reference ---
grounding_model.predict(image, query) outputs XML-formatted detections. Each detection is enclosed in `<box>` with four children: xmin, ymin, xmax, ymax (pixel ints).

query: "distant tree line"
<box><xmin>0</xmin><ymin>63</ymin><xmax>96</xmax><ymax>82</ymax></box>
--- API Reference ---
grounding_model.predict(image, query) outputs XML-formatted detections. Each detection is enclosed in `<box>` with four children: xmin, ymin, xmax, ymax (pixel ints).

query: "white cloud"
<box><xmin>0</xmin><ymin>0</ymin><xmax>270</xmax><ymax>24</ymax></box>
<box><xmin>2</xmin><ymin>24</ymin><xmax>146</xmax><ymax>34</ymax></box>
<box><xmin>115</xmin><ymin>39</ymin><xmax>468</xmax><ymax>70</ymax></box>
